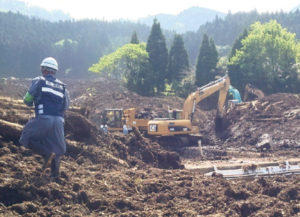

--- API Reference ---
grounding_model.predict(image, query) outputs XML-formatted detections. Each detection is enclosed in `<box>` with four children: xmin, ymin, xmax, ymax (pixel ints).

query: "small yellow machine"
<box><xmin>147</xmin><ymin>75</ymin><xmax>231</xmax><ymax>136</ymax></box>
<box><xmin>101</xmin><ymin>108</ymin><xmax>149</xmax><ymax>132</ymax></box>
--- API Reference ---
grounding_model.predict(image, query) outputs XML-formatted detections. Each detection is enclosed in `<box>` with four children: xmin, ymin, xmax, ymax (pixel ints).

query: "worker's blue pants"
<box><xmin>19</xmin><ymin>115</ymin><xmax>66</xmax><ymax>176</ymax></box>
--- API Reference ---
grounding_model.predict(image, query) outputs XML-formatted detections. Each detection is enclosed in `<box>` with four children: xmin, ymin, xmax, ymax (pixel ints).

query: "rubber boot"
<box><xmin>51</xmin><ymin>155</ymin><xmax>60</xmax><ymax>178</ymax></box>
<box><xmin>42</xmin><ymin>152</ymin><xmax>56</xmax><ymax>171</ymax></box>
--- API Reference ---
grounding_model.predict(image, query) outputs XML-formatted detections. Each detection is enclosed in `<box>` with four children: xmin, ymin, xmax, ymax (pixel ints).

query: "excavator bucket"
<box><xmin>215</xmin><ymin>115</ymin><xmax>224</xmax><ymax>133</ymax></box>
<box><xmin>215</xmin><ymin>115</ymin><xmax>229</xmax><ymax>138</ymax></box>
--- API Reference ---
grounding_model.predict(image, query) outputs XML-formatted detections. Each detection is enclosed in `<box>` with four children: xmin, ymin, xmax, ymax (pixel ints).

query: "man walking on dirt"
<box><xmin>19</xmin><ymin>57</ymin><xmax>70</xmax><ymax>178</ymax></box>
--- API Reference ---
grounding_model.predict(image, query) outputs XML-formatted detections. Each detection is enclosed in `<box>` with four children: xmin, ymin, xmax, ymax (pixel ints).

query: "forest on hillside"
<box><xmin>0</xmin><ymin>12</ymin><xmax>153</xmax><ymax>78</ymax></box>
<box><xmin>0</xmin><ymin>10</ymin><xmax>300</xmax><ymax>79</ymax></box>
<box><xmin>185</xmin><ymin>10</ymin><xmax>300</xmax><ymax>65</ymax></box>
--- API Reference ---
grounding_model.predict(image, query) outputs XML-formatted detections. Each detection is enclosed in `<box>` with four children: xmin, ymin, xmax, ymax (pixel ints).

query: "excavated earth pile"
<box><xmin>225</xmin><ymin>93</ymin><xmax>300</xmax><ymax>150</ymax></box>
<box><xmin>185</xmin><ymin>93</ymin><xmax>300</xmax><ymax>162</ymax></box>
<box><xmin>0</xmin><ymin>78</ymin><xmax>300</xmax><ymax>216</ymax></box>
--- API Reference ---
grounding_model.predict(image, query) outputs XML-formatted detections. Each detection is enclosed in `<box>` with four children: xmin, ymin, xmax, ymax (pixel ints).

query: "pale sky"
<box><xmin>21</xmin><ymin>0</ymin><xmax>300</xmax><ymax>21</ymax></box>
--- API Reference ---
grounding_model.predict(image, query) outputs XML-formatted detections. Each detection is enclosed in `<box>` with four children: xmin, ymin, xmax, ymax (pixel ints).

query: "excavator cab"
<box><xmin>168</xmin><ymin>108</ymin><xmax>183</xmax><ymax>120</ymax></box>
<box><xmin>102</xmin><ymin>109</ymin><xmax>124</xmax><ymax>131</ymax></box>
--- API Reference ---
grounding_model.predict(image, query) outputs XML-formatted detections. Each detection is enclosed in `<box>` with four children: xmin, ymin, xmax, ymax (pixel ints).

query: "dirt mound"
<box><xmin>1</xmin><ymin>78</ymin><xmax>300</xmax><ymax>216</ymax></box>
<box><xmin>224</xmin><ymin>93</ymin><xmax>300</xmax><ymax>151</ymax></box>
<box><xmin>195</xmin><ymin>93</ymin><xmax>300</xmax><ymax>158</ymax></box>
<box><xmin>0</xmin><ymin>96</ymin><xmax>181</xmax><ymax>170</ymax></box>
<box><xmin>0</xmin><ymin>77</ymin><xmax>29</xmax><ymax>98</ymax></box>
<box><xmin>1</xmin><ymin>144</ymin><xmax>299</xmax><ymax>217</ymax></box>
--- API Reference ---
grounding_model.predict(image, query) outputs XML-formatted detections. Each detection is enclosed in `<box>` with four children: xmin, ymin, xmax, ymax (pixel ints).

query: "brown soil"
<box><xmin>0</xmin><ymin>77</ymin><xmax>299</xmax><ymax>216</ymax></box>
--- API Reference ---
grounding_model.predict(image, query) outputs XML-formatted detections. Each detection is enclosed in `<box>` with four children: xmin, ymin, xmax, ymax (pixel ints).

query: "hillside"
<box><xmin>0</xmin><ymin>10</ymin><xmax>300</xmax><ymax>77</ymax></box>
<box><xmin>0</xmin><ymin>0</ymin><xmax>70</xmax><ymax>21</ymax></box>
<box><xmin>0</xmin><ymin>11</ymin><xmax>152</xmax><ymax>78</ymax></box>
<box><xmin>138</xmin><ymin>7</ymin><xmax>226</xmax><ymax>33</ymax></box>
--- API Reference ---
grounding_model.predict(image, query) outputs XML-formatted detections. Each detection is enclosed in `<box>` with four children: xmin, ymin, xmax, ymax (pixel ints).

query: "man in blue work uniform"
<box><xmin>19</xmin><ymin>57</ymin><xmax>70</xmax><ymax>178</ymax></box>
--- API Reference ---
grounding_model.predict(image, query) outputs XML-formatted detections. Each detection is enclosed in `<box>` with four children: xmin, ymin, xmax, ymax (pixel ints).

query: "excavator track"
<box><xmin>153</xmin><ymin>134</ymin><xmax>202</xmax><ymax>156</ymax></box>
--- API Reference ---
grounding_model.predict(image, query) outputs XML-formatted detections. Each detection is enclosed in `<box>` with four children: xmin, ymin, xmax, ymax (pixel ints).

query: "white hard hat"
<box><xmin>40</xmin><ymin>57</ymin><xmax>58</xmax><ymax>71</ymax></box>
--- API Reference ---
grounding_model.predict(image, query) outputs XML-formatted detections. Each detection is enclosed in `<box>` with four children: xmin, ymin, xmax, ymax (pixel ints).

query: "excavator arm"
<box><xmin>182</xmin><ymin>75</ymin><xmax>230</xmax><ymax>120</ymax></box>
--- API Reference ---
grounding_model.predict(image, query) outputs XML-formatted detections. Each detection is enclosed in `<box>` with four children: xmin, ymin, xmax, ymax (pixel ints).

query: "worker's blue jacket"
<box><xmin>34</xmin><ymin>75</ymin><xmax>66</xmax><ymax>117</ymax></box>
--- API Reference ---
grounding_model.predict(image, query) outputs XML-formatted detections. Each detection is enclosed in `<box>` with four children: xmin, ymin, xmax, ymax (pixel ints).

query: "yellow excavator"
<box><xmin>101</xmin><ymin>108</ymin><xmax>149</xmax><ymax>132</ymax></box>
<box><xmin>147</xmin><ymin>75</ymin><xmax>231</xmax><ymax>137</ymax></box>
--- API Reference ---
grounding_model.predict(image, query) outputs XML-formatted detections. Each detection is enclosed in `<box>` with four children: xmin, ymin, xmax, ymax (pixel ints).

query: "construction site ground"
<box><xmin>0</xmin><ymin>77</ymin><xmax>299</xmax><ymax>217</ymax></box>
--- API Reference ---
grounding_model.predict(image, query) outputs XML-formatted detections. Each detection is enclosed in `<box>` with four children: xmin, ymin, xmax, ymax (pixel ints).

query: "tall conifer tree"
<box><xmin>195</xmin><ymin>34</ymin><xmax>217</xmax><ymax>86</ymax></box>
<box><xmin>130</xmin><ymin>31</ymin><xmax>139</xmax><ymax>44</ymax></box>
<box><xmin>167</xmin><ymin>34</ymin><xmax>189</xmax><ymax>84</ymax></box>
<box><xmin>209</xmin><ymin>38</ymin><xmax>218</xmax><ymax>72</ymax></box>
<box><xmin>146</xmin><ymin>18</ymin><xmax>168</xmax><ymax>93</ymax></box>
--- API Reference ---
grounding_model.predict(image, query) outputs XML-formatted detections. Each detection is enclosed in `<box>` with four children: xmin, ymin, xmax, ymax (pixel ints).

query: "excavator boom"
<box><xmin>182</xmin><ymin>75</ymin><xmax>230</xmax><ymax>120</ymax></box>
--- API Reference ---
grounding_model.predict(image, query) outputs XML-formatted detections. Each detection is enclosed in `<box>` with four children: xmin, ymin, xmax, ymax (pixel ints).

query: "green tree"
<box><xmin>167</xmin><ymin>34</ymin><xmax>189</xmax><ymax>84</ymax></box>
<box><xmin>195</xmin><ymin>34</ymin><xmax>218</xmax><ymax>86</ymax></box>
<box><xmin>130</xmin><ymin>31</ymin><xmax>139</xmax><ymax>44</ymax></box>
<box><xmin>146</xmin><ymin>18</ymin><xmax>168</xmax><ymax>93</ymax></box>
<box><xmin>228</xmin><ymin>20</ymin><xmax>300</xmax><ymax>93</ymax></box>
<box><xmin>89</xmin><ymin>43</ymin><xmax>154</xmax><ymax>96</ymax></box>
<box><xmin>54</xmin><ymin>39</ymin><xmax>78</xmax><ymax>75</ymax></box>
<box><xmin>209</xmin><ymin>37</ymin><xmax>218</xmax><ymax>73</ymax></box>
<box><xmin>227</xmin><ymin>29</ymin><xmax>249</xmax><ymax>90</ymax></box>
<box><xmin>297</xmin><ymin>43</ymin><xmax>300</xmax><ymax>64</ymax></box>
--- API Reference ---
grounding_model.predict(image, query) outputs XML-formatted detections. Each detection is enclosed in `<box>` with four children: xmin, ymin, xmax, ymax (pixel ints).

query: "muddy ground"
<box><xmin>0</xmin><ymin>77</ymin><xmax>299</xmax><ymax>216</ymax></box>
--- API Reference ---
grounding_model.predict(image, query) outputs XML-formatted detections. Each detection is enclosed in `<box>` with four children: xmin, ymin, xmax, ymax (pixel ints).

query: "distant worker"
<box><xmin>19</xmin><ymin>57</ymin><xmax>70</xmax><ymax>178</ymax></box>
<box><xmin>123</xmin><ymin>124</ymin><xmax>129</xmax><ymax>134</ymax></box>
<box><xmin>228</xmin><ymin>85</ymin><xmax>242</xmax><ymax>103</ymax></box>
<box><xmin>103</xmin><ymin>124</ymin><xmax>108</xmax><ymax>134</ymax></box>
<box><xmin>167</xmin><ymin>106</ymin><xmax>177</xmax><ymax>119</ymax></box>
